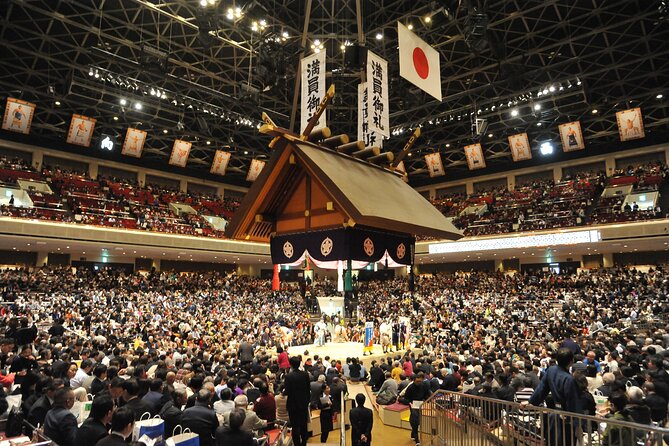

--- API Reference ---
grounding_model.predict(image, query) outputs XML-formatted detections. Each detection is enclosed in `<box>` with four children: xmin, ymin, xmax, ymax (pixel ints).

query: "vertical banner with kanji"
<box><xmin>364</xmin><ymin>321</ymin><xmax>374</xmax><ymax>354</ymax></box>
<box><xmin>357</xmin><ymin>83</ymin><xmax>382</xmax><ymax>148</ymax></box>
<box><xmin>300</xmin><ymin>51</ymin><xmax>326</xmax><ymax>134</ymax></box>
<box><xmin>366</xmin><ymin>51</ymin><xmax>389</xmax><ymax>138</ymax></box>
<box><xmin>210</xmin><ymin>150</ymin><xmax>231</xmax><ymax>176</ymax></box>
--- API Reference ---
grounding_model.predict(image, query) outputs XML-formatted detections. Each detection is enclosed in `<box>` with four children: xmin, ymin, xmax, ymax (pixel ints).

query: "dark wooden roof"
<box><xmin>226</xmin><ymin>127</ymin><xmax>463</xmax><ymax>242</ymax></box>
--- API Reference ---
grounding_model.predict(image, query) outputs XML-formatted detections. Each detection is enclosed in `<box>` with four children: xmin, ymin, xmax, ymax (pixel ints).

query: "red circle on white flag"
<box><xmin>413</xmin><ymin>47</ymin><xmax>429</xmax><ymax>79</ymax></box>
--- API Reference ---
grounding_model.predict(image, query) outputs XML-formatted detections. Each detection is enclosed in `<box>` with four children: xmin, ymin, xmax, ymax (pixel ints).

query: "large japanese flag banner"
<box><xmin>398</xmin><ymin>22</ymin><xmax>442</xmax><ymax>101</ymax></box>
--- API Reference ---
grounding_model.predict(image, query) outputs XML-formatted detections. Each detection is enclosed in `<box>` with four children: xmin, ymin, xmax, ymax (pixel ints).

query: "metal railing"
<box><xmin>419</xmin><ymin>390</ymin><xmax>669</xmax><ymax>446</ymax></box>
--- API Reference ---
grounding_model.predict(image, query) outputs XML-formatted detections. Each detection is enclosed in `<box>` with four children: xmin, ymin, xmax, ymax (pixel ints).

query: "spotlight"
<box><xmin>282</xmin><ymin>31</ymin><xmax>289</xmax><ymax>38</ymax></box>
<box><xmin>549</xmin><ymin>85</ymin><xmax>556</xmax><ymax>92</ymax></box>
<box><xmin>113</xmin><ymin>116</ymin><xmax>119</xmax><ymax>121</ymax></box>
<box><xmin>120</xmin><ymin>98</ymin><xmax>127</xmax><ymax>106</ymax></box>
<box><xmin>536</xmin><ymin>122</ymin><xmax>542</xmax><ymax>126</ymax></box>
<box><xmin>540</xmin><ymin>141</ymin><xmax>554</xmax><ymax>155</ymax></box>
<box><xmin>200</xmin><ymin>0</ymin><xmax>207</xmax><ymax>6</ymax></box>
<box><xmin>376</xmin><ymin>33</ymin><xmax>383</xmax><ymax>40</ymax></box>
<box><xmin>88</xmin><ymin>69</ymin><xmax>94</xmax><ymax>76</ymax></box>
<box><xmin>163</xmin><ymin>129</ymin><xmax>168</xmax><ymax>134</ymax></box>
<box><xmin>407</xmin><ymin>23</ymin><xmax>413</xmax><ymax>30</ymax></box>
<box><xmin>94</xmin><ymin>71</ymin><xmax>100</xmax><ymax>78</ymax></box>
<box><xmin>591</xmin><ymin>108</ymin><xmax>598</xmax><ymax>114</ymax></box>
<box><xmin>534</xmin><ymin>104</ymin><xmax>541</xmax><ymax>111</ymax></box>
<box><xmin>425</xmin><ymin>16</ymin><xmax>432</xmax><ymax>23</ymax></box>
<box><xmin>657</xmin><ymin>94</ymin><xmax>664</xmax><ymax>99</ymax></box>
<box><xmin>511</xmin><ymin>109</ymin><xmax>519</xmax><ymax>117</ymax></box>
<box><xmin>134</xmin><ymin>102</ymin><xmax>142</xmax><ymax>110</ymax></box>
<box><xmin>54</xmin><ymin>101</ymin><xmax>61</xmax><ymax>106</ymax></box>
<box><xmin>542</xmin><ymin>89</ymin><xmax>548</xmax><ymax>95</ymax></box>
<box><xmin>487</xmin><ymin>133</ymin><xmax>493</xmax><ymax>138</ymax></box>
<box><xmin>150</xmin><ymin>88</ymin><xmax>156</xmax><ymax>96</ymax></box>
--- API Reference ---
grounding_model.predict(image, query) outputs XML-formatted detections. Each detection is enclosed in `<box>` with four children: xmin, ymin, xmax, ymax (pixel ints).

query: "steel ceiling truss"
<box><xmin>0</xmin><ymin>0</ymin><xmax>667</xmax><ymax>185</ymax></box>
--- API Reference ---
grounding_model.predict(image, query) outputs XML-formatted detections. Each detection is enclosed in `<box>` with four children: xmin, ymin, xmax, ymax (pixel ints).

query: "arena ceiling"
<box><xmin>1</xmin><ymin>0</ymin><xmax>668</xmax><ymax>187</ymax></box>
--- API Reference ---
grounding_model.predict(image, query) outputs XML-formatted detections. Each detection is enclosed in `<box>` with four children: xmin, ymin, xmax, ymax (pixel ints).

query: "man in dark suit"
<box><xmin>180</xmin><ymin>389</ymin><xmax>219</xmax><ymax>446</ymax></box>
<box><xmin>28</xmin><ymin>378</ymin><xmax>64</xmax><ymax>428</ymax></box>
<box><xmin>284</xmin><ymin>356</ymin><xmax>311</xmax><ymax>446</ymax></box>
<box><xmin>350</xmin><ymin>393</ymin><xmax>373</xmax><ymax>446</ymax></box>
<box><xmin>121</xmin><ymin>378</ymin><xmax>155</xmax><ymax>420</ymax></box>
<box><xmin>159</xmin><ymin>388</ymin><xmax>187</xmax><ymax>439</ymax></box>
<box><xmin>75</xmin><ymin>395</ymin><xmax>113</xmax><ymax>446</ymax></box>
<box><xmin>43</xmin><ymin>388</ymin><xmax>78</xmax><ymax>446</ymax></box>
<box><xmin>238</xmin><ymin>337</ymin><xmax>255</xmax><ymax>365</ymax></box>
<box><xmin>95</xmin><ymin>406</ymin><xmax>134</xmax><ymax>446</ymax></box>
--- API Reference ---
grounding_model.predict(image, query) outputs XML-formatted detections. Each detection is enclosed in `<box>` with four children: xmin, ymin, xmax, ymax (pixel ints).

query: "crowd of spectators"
<box><xmin>442</xmin><ymin>172</ymin><xmax>606</xmax><ymax>236</ymax></box>
<box><xmin>0</xmin><ymin>166</ymin><xmax>242</xmax><ymax>238</ymax></box>
<box><xmin>0</xmin><ymin>265</ymin><xmax>668</xmax><ymax>444</ymax></box>
<box><xmin>431</xmin><ymin>165</ymin><xmax>669</xmax><ymax>237</ymax></box>
<box><xmin>2</xmin><ymin>158</ymin><xmax>668</xmax><ymax>241</ymax></box>
<box><xmin>589</xmin><ymin>162</ymin><xmax>669</xmax><ymax>225</ymax></box>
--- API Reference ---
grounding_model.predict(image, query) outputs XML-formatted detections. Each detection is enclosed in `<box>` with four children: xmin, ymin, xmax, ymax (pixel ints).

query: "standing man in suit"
<box><xmin>43</xmin><ymin>388</ymin><xmax>78</xmax><ymax>446</ymax></box>
<box><xmin>284</xmin><ymin>356</ymin><xmax>311</xmax><ymax>446</ymax></box>
<box><xmin>350</xmin><ymin>393</ymin><xmax>373</xmax><ymax>446</ymax></box>
<box><xmin>95</xmin><ymin>406</ymin><xmax>134</xmax><ymax>446</ymax></box>
<box><xmin>238</xmin><ymin>336</ymin><xmax>255</xmax><ymax>366</ymax></box>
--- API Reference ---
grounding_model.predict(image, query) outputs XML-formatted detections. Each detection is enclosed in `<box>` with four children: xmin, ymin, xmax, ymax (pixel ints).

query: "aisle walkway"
<box><xmin>307</xmin><ymin>408</ymin><xmax>416</xmax><ymax>445</ymax></box>
<box><xmin>308</xmin><ymin>381</ymin><xmax>417</xmax><ymax>446</ymax></box>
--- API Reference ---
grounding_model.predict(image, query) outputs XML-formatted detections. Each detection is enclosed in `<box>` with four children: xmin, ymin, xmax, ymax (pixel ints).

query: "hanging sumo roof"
<box><xmin>226</xmin><ymin>122</ymin><xmax>462</xmax><ymax>242</ymax></box>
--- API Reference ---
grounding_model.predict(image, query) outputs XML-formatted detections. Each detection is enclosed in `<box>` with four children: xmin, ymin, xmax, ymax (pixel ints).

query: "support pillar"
<box><xmin>603</xmin><ymin>253</ymin><xmax>614</xmax><ymax>268</ymax></box>
<box><xmin>151</xmin><ymin>258</ymin><xmax>161</xmax><ymax>271</ymax></box>
<box><xmin>465</xmin><ymin>181</ymin><xmax>474</xmax><ymax>195</ymax></box>
<box><xmin>138</xmin><ymin>171</ymin><xmax>146</xmax><ymax>187</ymax></box>
<box><xmin>495</xmin><ymin>259</ymin><xmax>504</xmax><ymax>272</ymax></box>
<box><xmin>32</xmin><ymin>151</ymin><xmax>44</xmax><ymax>171</ymax></box>
<box><xmin>337</xmin><ymin>260</ymin><xmax>344</xmax><ymax>292</ymax></box>
<box><xmin>605</xmin><ymin>157</ymin><xmax>616</xmax><ymax>177</ymax></box>
<box><xmin>553</xmin><ymin>166</ymin><xmax>562</xmax><ymax>182</ymax></box>
<box><xmin>89</xmin><ymin>162</ymin><xmax>99</xmax><ymax>179</ymax></box>
<box><xmin>36</xmin><ymin>251</ymin><xmax>48</xmax><ymax>267</ymax></box>
<box><xmin>180</xmin><ymin>179</ymin><xmax>188</xmax><ymax>193</ymax></box>
<box><xmin>507</xmin><ymin>175</ymin><xmax>515</xmax><ymax>191</ymax></box>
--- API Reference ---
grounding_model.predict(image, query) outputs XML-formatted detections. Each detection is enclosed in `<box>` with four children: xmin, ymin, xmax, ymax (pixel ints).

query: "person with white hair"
<box><xmin>624</xmin><ymin>386</ymin><xmax>652</xmax><ymax>425</ymax></box>
<box><xmin>221</xmin><ymin>394</ymin><xmax>268</xmax><ymax>436</ymax></box>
